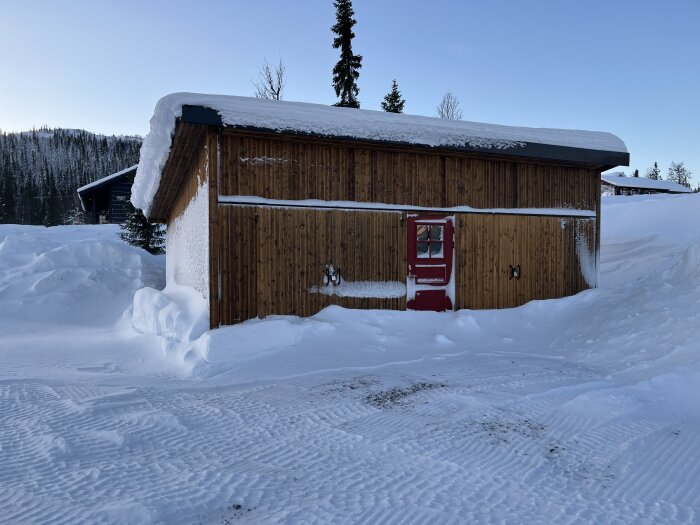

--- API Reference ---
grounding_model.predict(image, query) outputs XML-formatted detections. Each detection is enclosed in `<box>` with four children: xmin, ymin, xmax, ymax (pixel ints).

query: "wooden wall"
<box><xmin>156</xmin><ymin>127</ymin><xmax>605</xmax><ymax>325</ymax></box>
<box><xmin>214</xmin><ymin>204</ymin><xmax>596</xmax><ymax>324</ymax></box>
<box><xmin>167</xmin><ymin>142</ymin><xmax>209</xmax><ymax>228</ymax></box>
<box><xmin>217</xmin><ymin>205</ymin><xmax>407</xmax><ymax>324</ymax></box>
<box><xmin>220</xmin><ymin>130</ymin><xmax>601</xmax><ymax>212</ymax></box>
<box><xmin>455</xmin><ymin>214</ymin><xmax>595</xmax><ymax>310</ymax></box>
<box><xmin>166</xmin><ymin>135</ymin><xmax>211</xmax><ymax>301</ymax></box>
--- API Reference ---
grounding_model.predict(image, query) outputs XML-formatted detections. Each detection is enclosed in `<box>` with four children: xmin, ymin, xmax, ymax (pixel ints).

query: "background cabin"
<box><xmin>601</xmin><ymin>172</ymin><xmax>692</xmax><ymax>196</ymax></box>
<box><xmin>78</xmin><ymin>165</ymin><xmax>137</xmax><ymax>224</ymax></box>
<box><xmin>132</xmin><ymin>95</ymin><xmax>629</xmax><ymax>328</ymax></box>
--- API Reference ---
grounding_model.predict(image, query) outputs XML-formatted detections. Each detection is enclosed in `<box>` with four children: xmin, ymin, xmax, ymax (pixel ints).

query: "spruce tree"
<box><xmin>119</xmin><ymin>203</ymin><xmax>165</xmax><ymax>255</ymax></box>
<box><xmin>667</xmin><ymin>161</ymin><xmax>692</xmax><ymax>188</ymax></box>
<box><xmin>0</xmin><ymin>172</ymin><xmax>16</xmax><ymax>223</ymax></box>
<box><xmin>381</xmin><ymin>79</ymin><xmax>406</xmax><ymax>113</ymax></box>
<box><xmin>646</xmin><ymin>162</ymin><xmax>661</xmax><ymax>180</ymax></box>
<box><xmin>632</xmin><ymin>169</ymin><xmax>640</xmax><ymax>178</ymax></box>
<box><xmin>331</xmin><ymin>0</ymin><xmax>362</xmax><ymax>108</ymax></box>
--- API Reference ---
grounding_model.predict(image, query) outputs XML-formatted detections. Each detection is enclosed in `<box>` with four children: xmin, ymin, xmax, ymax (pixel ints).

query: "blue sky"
<box><xmin>1</xmin><ymin>0</ymin><xmax>698</xmax><ymax>179</ymax></box>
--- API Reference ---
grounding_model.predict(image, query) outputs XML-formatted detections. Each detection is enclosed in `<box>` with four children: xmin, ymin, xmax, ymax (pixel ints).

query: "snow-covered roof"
<box><xmin>77</xmin><ymin>165</ymin><xmax>138</xmax><ymax>211</ymax></box>
<box><xmin>601</xmin><ymin>173</ymin><xmax>692</xmax><ymax>193</ymax></box>
<box><xmin>132</xmin><ymin>93</ymin><xmax>629</xmax><ymax>215</ymax></box>
<box><xmin>77</xmin><ymin>164</ymin><xmax>138</xmax><ymax>194</ymax></box>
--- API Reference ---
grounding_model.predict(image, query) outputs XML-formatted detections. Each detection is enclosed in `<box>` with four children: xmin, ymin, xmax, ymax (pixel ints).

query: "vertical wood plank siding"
<box><xmin>454</xmin><ymin>214</ymin><xmax>594</xmax><ymax>310</ymax></box>
<box><xmin>221</xmin><ymin>131</ymin><xmax>600</xmax><ymax>211</ymax></box>
<box><xmin>217</xmin><ymin>206</ymin><xmax>407</xmax><ymax>325</ymax></box>
<box><xmin>202</xmin><ymin>129</ymin><xmax>602</xmax><ymax>324</ymax></box>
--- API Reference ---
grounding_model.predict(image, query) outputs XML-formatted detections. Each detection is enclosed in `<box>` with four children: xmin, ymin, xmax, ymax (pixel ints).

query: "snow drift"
<box><xmin>0</xmin><ymin>224</ymin><xmax>163</xmax><ymax>331</ymax></box>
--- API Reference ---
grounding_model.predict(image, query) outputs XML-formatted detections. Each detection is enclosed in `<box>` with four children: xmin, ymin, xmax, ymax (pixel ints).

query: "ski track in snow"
<box><xmin>1</xmin><ymin>356</ymin><xmax>697</xmax><ymax>524</ymax></box>
<box><xmin>1</xmin><ymin>196</ymin><xmax>700</xmax><ymax>524</ymax></box>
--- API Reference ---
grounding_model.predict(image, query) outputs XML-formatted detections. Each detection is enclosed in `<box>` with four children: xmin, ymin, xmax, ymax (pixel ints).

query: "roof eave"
<box><xmin>180</xmin><ymin>104</ymin><xmax>630</xmax><ymax>170</ymax></box>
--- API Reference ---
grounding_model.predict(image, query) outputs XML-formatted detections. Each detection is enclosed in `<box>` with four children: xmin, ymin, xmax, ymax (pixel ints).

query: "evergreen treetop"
<box><xmin>331</xmin><ymin>0</ymin><xmax>362</xmax><ymax>108</ymax></box>
<box><xmin>381</xmin><ymin>80</ymin><xmax>406</xmax><ymax>113</ymax></box>
<box><xmin>646</xmin><ymin>162</ymin><xmax>661</xmax><ymax>180</ymax></box>
<box><xmin>119</xmin><ymin>203</ymin><xmax>165</xmax><ymax>255</ymax></box>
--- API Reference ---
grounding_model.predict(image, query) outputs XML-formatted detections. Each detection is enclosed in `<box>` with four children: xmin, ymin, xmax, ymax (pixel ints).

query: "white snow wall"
<box><xmin>166</xmin><ymin>155</ymin><xmax>210</xmax><ymax>300</ymax></box>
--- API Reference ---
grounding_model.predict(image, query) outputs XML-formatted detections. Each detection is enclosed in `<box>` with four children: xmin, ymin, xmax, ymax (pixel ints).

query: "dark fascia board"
<box><xmin>180</xmin><ymin>104</ymin><xmax>630</xmax><ymax>170</ymax></box>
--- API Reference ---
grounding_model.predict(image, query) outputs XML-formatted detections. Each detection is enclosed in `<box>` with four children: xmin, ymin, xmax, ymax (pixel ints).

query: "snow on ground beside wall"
<box><xmin>1</xmin><ymin>194</ymin><xmax>700</xmax><ymax>524</ymax></box>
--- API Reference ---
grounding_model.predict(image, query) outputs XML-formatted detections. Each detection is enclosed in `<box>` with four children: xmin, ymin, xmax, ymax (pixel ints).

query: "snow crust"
<box><xmin>166</xmin><ymin>173</ymin><xmax>209</xmax><ymax>298</ymax></box>
<box><xmin>132</xmin><ymin>92</ymin><xmax>627</xmax><ymax>215</ymax></box>
<box><xmin>574</xmin><ymin>218</ymin><xmax>598</xmax><ymax>287</ymax></box>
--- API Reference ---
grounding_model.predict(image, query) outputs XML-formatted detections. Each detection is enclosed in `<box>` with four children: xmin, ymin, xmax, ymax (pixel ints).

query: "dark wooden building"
<box><xmin>132</xmin><ymin>95</ymin><xmax>629</xmax><ymax>328</ymax></box>
<box><xmin>77</xmin><ymin>165</ymin><xmax>137</xmax><ymax>224</ymax></box>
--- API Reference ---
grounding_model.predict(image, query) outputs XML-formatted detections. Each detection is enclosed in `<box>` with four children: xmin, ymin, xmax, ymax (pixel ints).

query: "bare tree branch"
<box><xmin>436</xmin><ymin>92</ymin><xmax>463</xmax><ymax>120</ymax></box>
<box><xmin>252</xmin><ymin>58</ymin><xmax>286</xmax><ymax>100</ymax></box>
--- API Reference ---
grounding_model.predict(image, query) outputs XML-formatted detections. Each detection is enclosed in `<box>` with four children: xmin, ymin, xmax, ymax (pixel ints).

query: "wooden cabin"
<box><xmin>132</xmin><ymin>95</ymin><xmax>629</xmax><ymax>328</ymax></box>
<box><xmin>601</xmin><ymin>172</ymin><xmax>692</xmax><ymax>196</ymax></box>
<box><xmin>78</xmin><ymin>165</ymin><xmax>137</xmax><ymax>224</ymax></box>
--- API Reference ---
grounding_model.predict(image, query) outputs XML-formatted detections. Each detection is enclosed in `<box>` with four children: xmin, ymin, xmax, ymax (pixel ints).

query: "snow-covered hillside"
<box><xmin>1</xmin><ymin>194</ymin><xmax>699</xmax><ymax>524</ymax></box>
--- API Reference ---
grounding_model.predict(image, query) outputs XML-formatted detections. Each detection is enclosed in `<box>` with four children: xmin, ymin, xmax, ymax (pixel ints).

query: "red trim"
<box><xmin>407</xmin><ymin>216</ymin><xmax>453</xmax><ymax>286</ymax></box>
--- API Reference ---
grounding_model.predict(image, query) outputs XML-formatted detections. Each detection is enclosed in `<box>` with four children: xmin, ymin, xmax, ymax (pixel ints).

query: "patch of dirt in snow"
<box><xmin>478</xmin><ymin>417</ymin><xmax>547</xmax><ymax>445</ymax></box>
<box><xmin>320</xmin><ymin>375</ymin><xmax>380</xmax><ymax>395</ymax></box>
<box><xmin>192</xmin><ymin>503</ymin><xmax>256</xmax><ymax>525</ymax></box>
<box><xmin>364</xmin><ymin>381</ymin><xmax>447</xmax><ymax>409</ymax></box>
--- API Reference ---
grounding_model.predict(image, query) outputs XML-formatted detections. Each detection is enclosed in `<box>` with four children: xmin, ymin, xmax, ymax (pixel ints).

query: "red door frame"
<box><xmin>406</xmin><ymin>215</ymin><xmax>454</xmax><ymax>312</ymax></box>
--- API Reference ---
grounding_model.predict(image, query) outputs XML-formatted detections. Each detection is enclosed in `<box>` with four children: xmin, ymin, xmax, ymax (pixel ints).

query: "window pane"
<box><xmin>416</xmin><ymin>225</ymin><xmax>429</xmax><ymax>241</ymax></box>
<box><xmin>430</xmin><ymin>241</ymin><xmax>444</xmax><ymax>258</ymax></box>
<box><xmin>430</xmin><ymin>225</ymin><xmax>443</xmax><ymax>241</ymax></box>
<box><xmin>417</xmin><ymin>241</ymin><xmax>430</xmax><ymax>258</ymax></box>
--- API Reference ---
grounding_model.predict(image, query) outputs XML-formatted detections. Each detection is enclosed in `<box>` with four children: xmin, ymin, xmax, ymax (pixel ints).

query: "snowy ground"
<box><xmin>1</xmin><ymin>194</ymin><xmax>699</xmax><ymax>524</ymax></box>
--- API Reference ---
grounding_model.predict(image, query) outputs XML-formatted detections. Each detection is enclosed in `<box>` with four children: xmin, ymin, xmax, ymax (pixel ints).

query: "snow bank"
<box><xmin>192</xmin><ymin>306</ymin><xmax>490</xmax><ymax>381</ymax></box>
<box><xmin>0</xmin><ymin>224</ymin><xmax>163</xmax><ymax>331</ymax></box>
<box><xmin>133</xmin><ymin>93</ymin><xmax>627</xmax><ymax>215</ymax></box>
<box><xmin>601</xmin><ymin>193</ymin><xmax>700</xmax><ymax>286</ymax></box>
<box><xmin>661</xmin><ymin>240</ymin><xmax>700</xmax><ymax>284</ymax></box>
<box><xmin>132</xmin><ymin>285</ymin><xmax>209</xmax><ymax>343</ymax></box>
<box><xmin>130</xmin><ymin>283</ymin><xmax>209</xmax><ymax>372</ymax></box>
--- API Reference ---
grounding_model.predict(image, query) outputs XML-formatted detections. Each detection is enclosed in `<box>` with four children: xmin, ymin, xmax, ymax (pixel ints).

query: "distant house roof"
<box><xmin>132</xmin><ymin>93</ymin><xmax>630</xmax><ymax>215</ymax></box>
<box><xmin>77</xmin><ymin>165</ymin><xmax>138</xmax><ymax>210</ymax></box>
<box><xmin>77</xmin><ymin>165</ymin><xmax>138</xmax><ymax>194</ymax></box>
<box><xmin>601</xmin><ymin>172</ymin><xmax>692</xmax><ymax>193</ymax></box>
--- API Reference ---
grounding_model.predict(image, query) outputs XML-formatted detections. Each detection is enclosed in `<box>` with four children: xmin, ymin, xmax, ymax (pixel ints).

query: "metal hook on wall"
<box><xmin>509</xmin><ymin>265</ymin><xmax>521</xmax><ymax>280</ymax></box>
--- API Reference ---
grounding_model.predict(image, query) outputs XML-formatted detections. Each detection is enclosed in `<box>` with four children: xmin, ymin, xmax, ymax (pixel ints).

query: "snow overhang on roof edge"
<box><xmin>131</xmin><ymin>93</ymin><xmax>630</xmax><ymax>217</ymax></box>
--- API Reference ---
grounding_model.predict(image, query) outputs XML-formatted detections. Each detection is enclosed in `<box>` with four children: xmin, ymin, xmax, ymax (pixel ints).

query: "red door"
<box><xmin>407</xmin><ymin>215</ymin><xmax>454</xmax><ymax>312</ymax></box>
